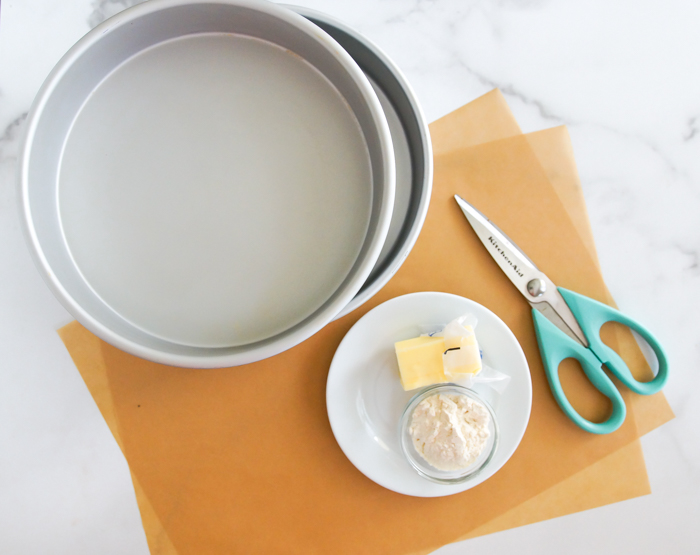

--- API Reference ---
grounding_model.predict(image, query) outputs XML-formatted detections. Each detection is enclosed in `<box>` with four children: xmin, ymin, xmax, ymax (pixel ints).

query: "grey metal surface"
<box><xmin>18</xmin><ymin>0</ymin><xmax>395</xmax><ymax>367</ymax></box>
<box><xmin>287</xmin><ymin>6</ymin><xmax>433</xmax><ymax>318</ymax></box>
<box><xmin>455</xmin><ymin>195</ymin><xmax>588</xmax><ymax>346</ymax></box>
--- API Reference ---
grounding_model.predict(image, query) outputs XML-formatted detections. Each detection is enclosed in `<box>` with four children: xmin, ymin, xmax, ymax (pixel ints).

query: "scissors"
<box><xmin>454</xmin><ymin>195</ymin><xmax>669</xmax><ymax>434</ymax></box>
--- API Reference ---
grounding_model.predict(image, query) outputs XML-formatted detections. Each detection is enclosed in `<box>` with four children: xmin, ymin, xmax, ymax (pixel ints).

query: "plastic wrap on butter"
<box><xmin>435</xmin><ymin>317</ymin><xmax>482</xmax><ymax>380</ymax></box>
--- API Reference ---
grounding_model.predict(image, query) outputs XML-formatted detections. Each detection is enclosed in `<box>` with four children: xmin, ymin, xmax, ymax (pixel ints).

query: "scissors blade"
<box><xmin>454</xmin><ymin>195</ymin><xmax>589</xmax><ymax>347</ymax></box>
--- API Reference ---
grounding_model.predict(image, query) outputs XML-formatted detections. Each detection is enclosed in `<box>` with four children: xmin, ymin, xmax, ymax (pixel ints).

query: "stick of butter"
<box><xmin>394</xmin><ymin>316</ymin><xmax>483</xmax><ymax>391</ymax></box>
<box><xmin>394</xmin><ymin>336</ymin><xmax>447</xmax><ymax>391</ymax></box>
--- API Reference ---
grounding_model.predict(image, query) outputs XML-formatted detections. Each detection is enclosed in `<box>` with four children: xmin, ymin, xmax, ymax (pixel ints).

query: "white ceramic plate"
<box><xmin>326</xmin><ymin>292</ymin><xmax>532</xmax><ymax>497</ymax></box>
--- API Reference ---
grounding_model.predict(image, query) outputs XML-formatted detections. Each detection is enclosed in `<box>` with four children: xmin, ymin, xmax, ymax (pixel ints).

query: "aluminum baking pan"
<box><xmin>288</xmin><ymin>6</ymin><xmax>432</xmax><ymax>318</ymax></box>
<box><xmin>18</xmin><ymin>0</ymin><xmax>395</xmax><ymax>368</ymax></box>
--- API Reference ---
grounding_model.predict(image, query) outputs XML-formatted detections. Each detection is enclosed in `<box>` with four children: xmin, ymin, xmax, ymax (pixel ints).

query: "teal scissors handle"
<box><xmin>558</xmin><ymin>288</ymin><xmax>669</xmax><ymax>395</ymax></box>
<box><xmin>532</xmin><ymin>288</ymin><xmax>669</xmax><ymax>434</ymax></box>
<box><xmin>532</xmin><ymin>309</ymin><xmax>626</xmax><ymax>434</ymax></box>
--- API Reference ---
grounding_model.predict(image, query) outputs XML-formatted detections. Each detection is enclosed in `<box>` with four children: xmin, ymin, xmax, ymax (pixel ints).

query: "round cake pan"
<box><xmin>287</xmin><ymin>6</ymin><xmax>433</xmax><ymax>318</ymax></box>
<box><xmin>18</xmin><ymin>0</ymin><xmax>395</xmax><ymax>368</ymax></box>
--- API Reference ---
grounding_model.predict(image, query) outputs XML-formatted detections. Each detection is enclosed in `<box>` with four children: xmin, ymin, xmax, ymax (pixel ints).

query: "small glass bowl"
<box><xmin>399</xmin><ymin>384</ymin><xmax>500</xmax><ymax>485</ymax></box>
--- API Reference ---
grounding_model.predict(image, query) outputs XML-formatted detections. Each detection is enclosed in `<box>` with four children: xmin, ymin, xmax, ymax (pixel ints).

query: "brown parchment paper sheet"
<box><xmin>428</xmin><ymin>91</ymin><xmax>673</xmax><ymax>545</ymax></box>
<box><xmin>58</xmin><ymin>90</ymin><xmax>673</xmax><ymax>555</ymax></box>
<box><xmin>431</xmin><ymin>91</ymin><xmax>672</xmax><ymax>437</ymax></box>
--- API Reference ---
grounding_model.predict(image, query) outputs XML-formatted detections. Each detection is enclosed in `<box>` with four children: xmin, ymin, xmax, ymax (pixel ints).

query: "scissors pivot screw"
<box><xmin>527</xmin><ymin>278</ymin><xmax>547</xmax><ymax>298</ymax></box>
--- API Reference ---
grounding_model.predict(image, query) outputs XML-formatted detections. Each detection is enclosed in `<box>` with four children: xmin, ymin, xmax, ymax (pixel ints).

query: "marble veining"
<box><xmin>88</xmin><ymin>0</ymin><xmax>146</xmax><ymax>28</ymax></box>
<box><xmin>684</xmin><ymin>116</ymin><xmax>699</xmax><ymax>142</ymax></box>
<box><xmin>1</xmin><ymin>0</ymin><xmax>699</xmax><ymax>554</ymax></box>
<box><xmin>0</xmin><ymin>113</ymin><xmax>27</xmax><ymax>164</ymax></box>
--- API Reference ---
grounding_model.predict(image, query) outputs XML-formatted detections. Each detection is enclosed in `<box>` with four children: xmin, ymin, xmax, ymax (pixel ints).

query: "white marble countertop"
<box><xmin>1</xmin><ymin>0</ymin><xmax>698</xmax><ymax>553</ymax></box>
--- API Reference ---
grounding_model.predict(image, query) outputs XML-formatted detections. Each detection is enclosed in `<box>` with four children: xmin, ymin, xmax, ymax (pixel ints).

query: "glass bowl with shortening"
<box><xmin>399</xmin><ymin>384</ymin><xmax>499</xmax><ymax>485</ymax></box>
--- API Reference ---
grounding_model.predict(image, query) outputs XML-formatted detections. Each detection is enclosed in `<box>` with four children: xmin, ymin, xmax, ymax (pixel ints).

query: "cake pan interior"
<box><xmin>19</xmin><ymin>0</ymin><xmax>395</xmax><ymax>367</ymax></box>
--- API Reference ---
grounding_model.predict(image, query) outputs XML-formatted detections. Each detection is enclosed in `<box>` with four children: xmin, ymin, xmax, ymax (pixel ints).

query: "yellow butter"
<box><xmin>394</xmin><ymin>336</ymin><xmax>447</xmax><ymax>391</ymax></box>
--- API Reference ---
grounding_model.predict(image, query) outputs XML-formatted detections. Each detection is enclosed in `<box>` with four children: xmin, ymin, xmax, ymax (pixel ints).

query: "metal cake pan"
<box><xmin>18</xmin><ymin>0</ymin><xmax>395</xmax><ymax>368</ymax></box>
<box><xmin>288</xmin><ymin>6</ymin><xmax>433</xmax><ymax>318</ymax></box>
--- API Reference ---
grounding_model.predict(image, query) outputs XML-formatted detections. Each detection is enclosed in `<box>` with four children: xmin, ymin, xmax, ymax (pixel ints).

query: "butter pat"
<box><xmin>394</xmin><ymin>315</ymin><xmax>484</xmax><ymax>391</ymax></box>
<box><xmin>394</xmin><ymin>336</ymin><xmax>447</xmax><ymax>391</ymax></box>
